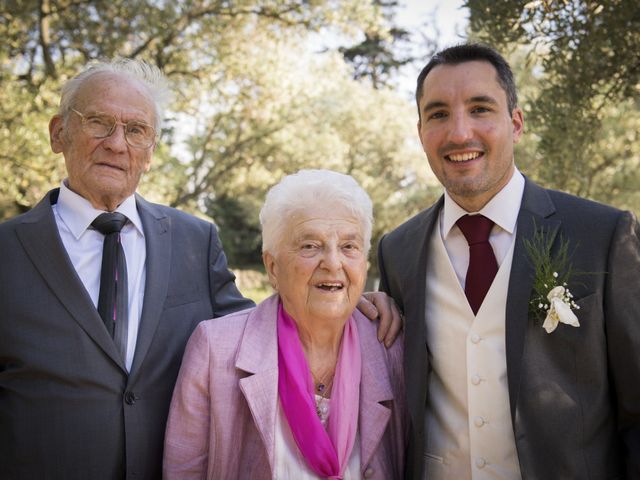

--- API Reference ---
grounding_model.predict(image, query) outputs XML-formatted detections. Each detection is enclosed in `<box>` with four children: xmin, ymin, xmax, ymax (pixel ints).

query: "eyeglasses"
<box><xmin>70</xmin><ymin>108</ymin><xmax>157</xmax><ymax>149</ymax></box>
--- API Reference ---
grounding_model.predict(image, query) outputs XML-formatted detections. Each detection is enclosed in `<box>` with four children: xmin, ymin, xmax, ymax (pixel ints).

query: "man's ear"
<box><xmin>511</xmin><ymin>107</ymin><xmax>525</xmax><ymax>143</ymax></box>
<box><xmin>49</xmin><ymin>115</ymin><xmax>65</xmax><ymax>153</ymax></box>
<box><xmin>417</xmin><ymin>119</ymin><xmax>427</xmax><ymax>150</ymax></box>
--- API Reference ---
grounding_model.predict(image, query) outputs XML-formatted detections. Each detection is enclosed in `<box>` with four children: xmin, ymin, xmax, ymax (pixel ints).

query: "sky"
<box><xmin>397</xmin><ymin>0</ymin><xmax>469</xmax><ymax>46</ymax></box>
<box><xmin>394</xmin><ymin>0</ymin><xmax>470</xmax><ymax>96</ymax></box>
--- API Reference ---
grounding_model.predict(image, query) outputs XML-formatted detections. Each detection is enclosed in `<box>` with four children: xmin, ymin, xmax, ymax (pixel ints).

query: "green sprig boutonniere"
<box><xmin>524</xmin><ymin>223</ymin><xmax>580</xmax><ymax>334</ymax></box>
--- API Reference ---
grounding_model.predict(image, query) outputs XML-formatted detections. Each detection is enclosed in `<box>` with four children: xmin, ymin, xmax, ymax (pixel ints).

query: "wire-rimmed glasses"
<box><xmin>70</xmin><ymin>108</ymin><xmax>156</xmax><ymax>149</ymax></box>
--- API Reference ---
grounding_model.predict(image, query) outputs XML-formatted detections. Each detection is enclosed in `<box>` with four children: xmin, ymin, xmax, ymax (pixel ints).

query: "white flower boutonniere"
<box><xmin>524</xmin><ymin>224</ymin><xmax>581</xmax><ymax>334</ymax></box>
<box><xmin>541</xmin><ymin>283</ymin><xmax>580</xmax><ymax>333</ymax></box>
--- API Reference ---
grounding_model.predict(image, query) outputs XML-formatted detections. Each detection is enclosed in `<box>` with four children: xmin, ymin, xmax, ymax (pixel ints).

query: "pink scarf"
<box><xmin>277</xmin><ymin>303</ymin><xmax>361</xmax><ymax>479</ymax></box>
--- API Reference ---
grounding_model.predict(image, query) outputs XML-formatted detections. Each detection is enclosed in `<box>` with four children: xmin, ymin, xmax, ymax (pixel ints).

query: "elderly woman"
<box><xmin>163</xmin><ymin>169</ymin><xmax>406</xmax><ymax>479</ymax></box>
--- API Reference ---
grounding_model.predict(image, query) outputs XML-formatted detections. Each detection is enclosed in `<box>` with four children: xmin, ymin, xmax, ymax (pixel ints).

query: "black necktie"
<box><xmin>92</xmin><ymin>212</ymin><xmax>129</xmax><ymax>361</ymax></box>
<box><xmin>456</xmin><ymin>214</ymin><xmax>498</xmax><ymax>315</ymax></box>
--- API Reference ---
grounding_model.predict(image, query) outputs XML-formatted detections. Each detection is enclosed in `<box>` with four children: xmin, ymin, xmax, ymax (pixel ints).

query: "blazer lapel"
<box><xmin>356</xmin><ymin>312</ymin><xmax>395</xmax><ymax>471</ymax></box>
<box><xmin>400</xmin><ymin>198</ymin><xmax>442</xmax><ymax>437</ymax></box>
<box><xmin>15</xmin><ymin>189</ymin><xmax>125</xmax><ymax>370</ymax></box>
<box><xmin>237</xmin><ymin>295</ymin><xmax>280</xmax><ymax>474</ymax></box>
<box><xmin>505</xmin><ymin>178</ymin><xmax>560</xmax><ymax>422</ymax></box>
<box><xmin>234</xmin><ymin>299</ymin><xmax>397</xmax><ymax>474</ymax></box>
<box><xmin>128</xmin><ymin>195</ymin><xmax>172</xmax><ymax>378</ymax></box>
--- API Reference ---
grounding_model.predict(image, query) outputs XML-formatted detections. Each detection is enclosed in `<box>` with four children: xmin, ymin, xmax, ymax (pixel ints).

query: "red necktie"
<box><xmin>456</xmin><ymin>214</ymin><xmax>498</xmax><ymax>315</ymax></box>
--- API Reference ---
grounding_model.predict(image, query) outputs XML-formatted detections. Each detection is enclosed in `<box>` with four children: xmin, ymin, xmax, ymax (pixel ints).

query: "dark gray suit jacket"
<box><xmin>378</xmin><ymin>178</ymin><xmax>640</xmax><ymax>480</ymax></box>
<box><xmin>0</xmin><ymin>189</ymin><xmax>255</xmax><ymax>480</ymax></box>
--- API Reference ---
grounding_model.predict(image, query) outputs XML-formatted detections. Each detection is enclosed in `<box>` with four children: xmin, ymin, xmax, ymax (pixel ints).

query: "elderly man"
<box><xmin>0</xmin><ymin>60</ymin><xmax>254</xmax><ymax>479</ymax></box>
<box><xmin>378</xmin><ymin>44</ymin><xmax>640</xmax><ymax>479</ymax></box>
<box><xmin>0</xmin><ymin>59</ymin><xmax>399</xmax><ymax>480</ymax></box>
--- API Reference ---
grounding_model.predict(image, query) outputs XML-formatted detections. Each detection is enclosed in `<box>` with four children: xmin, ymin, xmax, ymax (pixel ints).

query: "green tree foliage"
<box><xmin>340</xmin><ymin>0</ymin><xmax>413</xmax><ymax>89</ymax></box>
<box><xmin>1</xmin><ymin>0</ymin><xmax>435</xmax><ymax>269</ymax></box>
<box><xmin>0</xmin><ymin>1</ymin><xmax>381</xmax><ymax>211</ymax></box>
<box><xmin>150</xmin><ymin>44</ymin><xmax>435</xmax><ymax>267</ymax></box>
<box><xmin>466</xmin><ymin>0</ymin><xmax>640</xmax><ymax>213</ymax></box>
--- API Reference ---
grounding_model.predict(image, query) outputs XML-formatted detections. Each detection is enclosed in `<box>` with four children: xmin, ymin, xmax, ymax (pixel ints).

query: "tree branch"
<box><xmin>38</xmin><ymin>0</ymin><xmax>57</xmax><ymax>79</ymax></box>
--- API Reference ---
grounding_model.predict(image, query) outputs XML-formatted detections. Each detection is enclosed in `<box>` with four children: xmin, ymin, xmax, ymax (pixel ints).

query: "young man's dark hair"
<box><xmin>415</xmin><ymin>43</ymin><xmax>518</xmax><ymax>119</ymax></box>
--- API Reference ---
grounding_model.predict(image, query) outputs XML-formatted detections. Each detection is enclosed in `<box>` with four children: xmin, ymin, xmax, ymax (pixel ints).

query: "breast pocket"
<box><xmin>574</xmin><ymin>292</ymin><xmax>599</xmax><ymax>317</ymax></box>
<box><xmin>163</xmin><ymin>287</ymin><xmax>202</xmax><ymax>309</ymax></box>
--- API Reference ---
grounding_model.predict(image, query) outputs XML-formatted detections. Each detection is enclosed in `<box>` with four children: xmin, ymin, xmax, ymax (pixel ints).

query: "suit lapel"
<box><xmin>400</xmin><ymin>198</ymin><xmax>442</xmax><ymax>437</ymax></box>
<box><xmin>356</xmin><ymin>312</ymin><xmax>394</xmax><ymax>471</ymax></box>
<box><xmin>237</xmin><ymin>296</ymin><xmax>279</xmax><ymax>474</ymax></box>
<box><xmin>15</xmin><ymin>190</ymin><xmax>125</xmax><ymax>370</ymax></box>
<box><xmin>128</xmin><ymin>195</ymin><xmax>172</xmax><ymax>378</ymax></box>
<box><xmin>505</xmin><ymin>178</ymin><xmax>560</xmax><ymax>422</ymax></box>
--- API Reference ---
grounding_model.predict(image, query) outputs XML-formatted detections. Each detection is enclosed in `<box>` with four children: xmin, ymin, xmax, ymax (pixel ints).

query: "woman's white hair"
<box><xmin>58</xmin><ymin>58</ymin><xmax>171</xmax><ymax>131</ymax></box>
<box><xmin>260</xmin><ymin>169</ymin><xmax>373</xmax><ymax>255</ymax></box>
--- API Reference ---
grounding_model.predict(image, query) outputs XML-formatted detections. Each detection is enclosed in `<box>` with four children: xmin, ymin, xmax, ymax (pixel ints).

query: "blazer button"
<box><xmin>124</xmin><ymin>391</ymin><xmax>137</xmax><ymax>405</ymax></box>
<box><xmin>363</xmin><ymin>466</ymin><xmax>374</xmax><ymax>478</ymax></box>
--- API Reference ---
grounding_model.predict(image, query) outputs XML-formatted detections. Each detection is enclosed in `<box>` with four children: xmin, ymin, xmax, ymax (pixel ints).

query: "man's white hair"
<box><xmin>58</xmin><ymin>58</ymin><xmax>171</xmax><ymax>131</ymax></box>
<box><xmin>259</xmin><ymin>169</ymin><xmax>373</xmax><ymax>255</ymax></box>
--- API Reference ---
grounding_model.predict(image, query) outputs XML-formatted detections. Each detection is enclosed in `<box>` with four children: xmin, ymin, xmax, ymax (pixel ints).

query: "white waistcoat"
<box><xmin>423</xmin><ymin>225</ymin><xmax>522</xmax><ymax>480</ymax></box>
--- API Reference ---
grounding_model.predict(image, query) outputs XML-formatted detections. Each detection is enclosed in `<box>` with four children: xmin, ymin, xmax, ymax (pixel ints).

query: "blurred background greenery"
<box><xmin>2</xmin><ymin>0</ymin><xmax>638</xmax><ymax>303</ymax></box>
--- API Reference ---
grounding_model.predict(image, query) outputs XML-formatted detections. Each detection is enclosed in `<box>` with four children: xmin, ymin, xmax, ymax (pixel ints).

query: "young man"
<box><xmin>378</xmin><ymin>44</ymin><xmax>640</xmax><ymax>479</ymax></box>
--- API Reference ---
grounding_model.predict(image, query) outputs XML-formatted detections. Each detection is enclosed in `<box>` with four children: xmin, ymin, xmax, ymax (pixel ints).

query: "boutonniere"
<box><xmin>524</xmin><ymin>223</ymin><xmax>580</xmax><ymax>334</ymax></box>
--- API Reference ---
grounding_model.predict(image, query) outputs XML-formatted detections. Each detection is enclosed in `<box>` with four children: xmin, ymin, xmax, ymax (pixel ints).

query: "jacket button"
<box><xmin>363</xmin><ymin>466</ymin><xmax>374</xmax><ymax>478</ymax></box>
<box><xmin>124</xmin><ymin>391</ymin><xmax>137</xmax><ymax>405</ymax></box>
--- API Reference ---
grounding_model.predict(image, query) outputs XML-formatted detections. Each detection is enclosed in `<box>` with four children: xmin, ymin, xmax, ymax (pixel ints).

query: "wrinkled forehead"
<box><xmin>287</xmin><ymin>204</ymin><xmax>364</xmax><ymax>234</ymax></box>
<box><xmin>74</xmin><ymin>72</ymin><xmax>155</xmax><ymax>119</ymax></box>
<box><xmin>290</xmin><ymin>204</ymin><xmax>362</xmax><ymax>223</ymax></box>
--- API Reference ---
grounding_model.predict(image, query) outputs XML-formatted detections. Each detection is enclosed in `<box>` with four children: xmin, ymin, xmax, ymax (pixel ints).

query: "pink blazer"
<box><xmin>163</xmin><ymin>294</ymin><xmax>406</xmax><ymax>479</ymax></box>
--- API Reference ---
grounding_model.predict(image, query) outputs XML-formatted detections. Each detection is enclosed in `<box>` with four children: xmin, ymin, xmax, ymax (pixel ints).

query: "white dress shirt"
<box><xmin>52</xmin><ymin>181</ymin><xmax>147</xmax><ymax>371</ymax></box>
<box><xmin>441</xmin><ymin>169</ymin><xmax>525</xmax><ymax>280</ymax></box>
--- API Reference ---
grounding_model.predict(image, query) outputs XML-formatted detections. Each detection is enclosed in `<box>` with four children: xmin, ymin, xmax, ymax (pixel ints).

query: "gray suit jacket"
<box><xmin>377</xmin><ymin>178</ymin><xmax>640</xmax><ymax>480</ymax></box>
<box><xmin>0</xmin><ymin>189</ymin><xmax>254</xmax><ymax>480</ymax></box>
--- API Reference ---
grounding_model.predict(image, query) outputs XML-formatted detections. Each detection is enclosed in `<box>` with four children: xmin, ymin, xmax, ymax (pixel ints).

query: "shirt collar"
<box><xmin>442</xmin><ymin>168</ymin><xmax>525</xmax><ymax>238</ymax></box>
<box><xmin>56</xmin><ymin>180</ymin><xmax>144</xmax><ymax>239</ymax></box>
